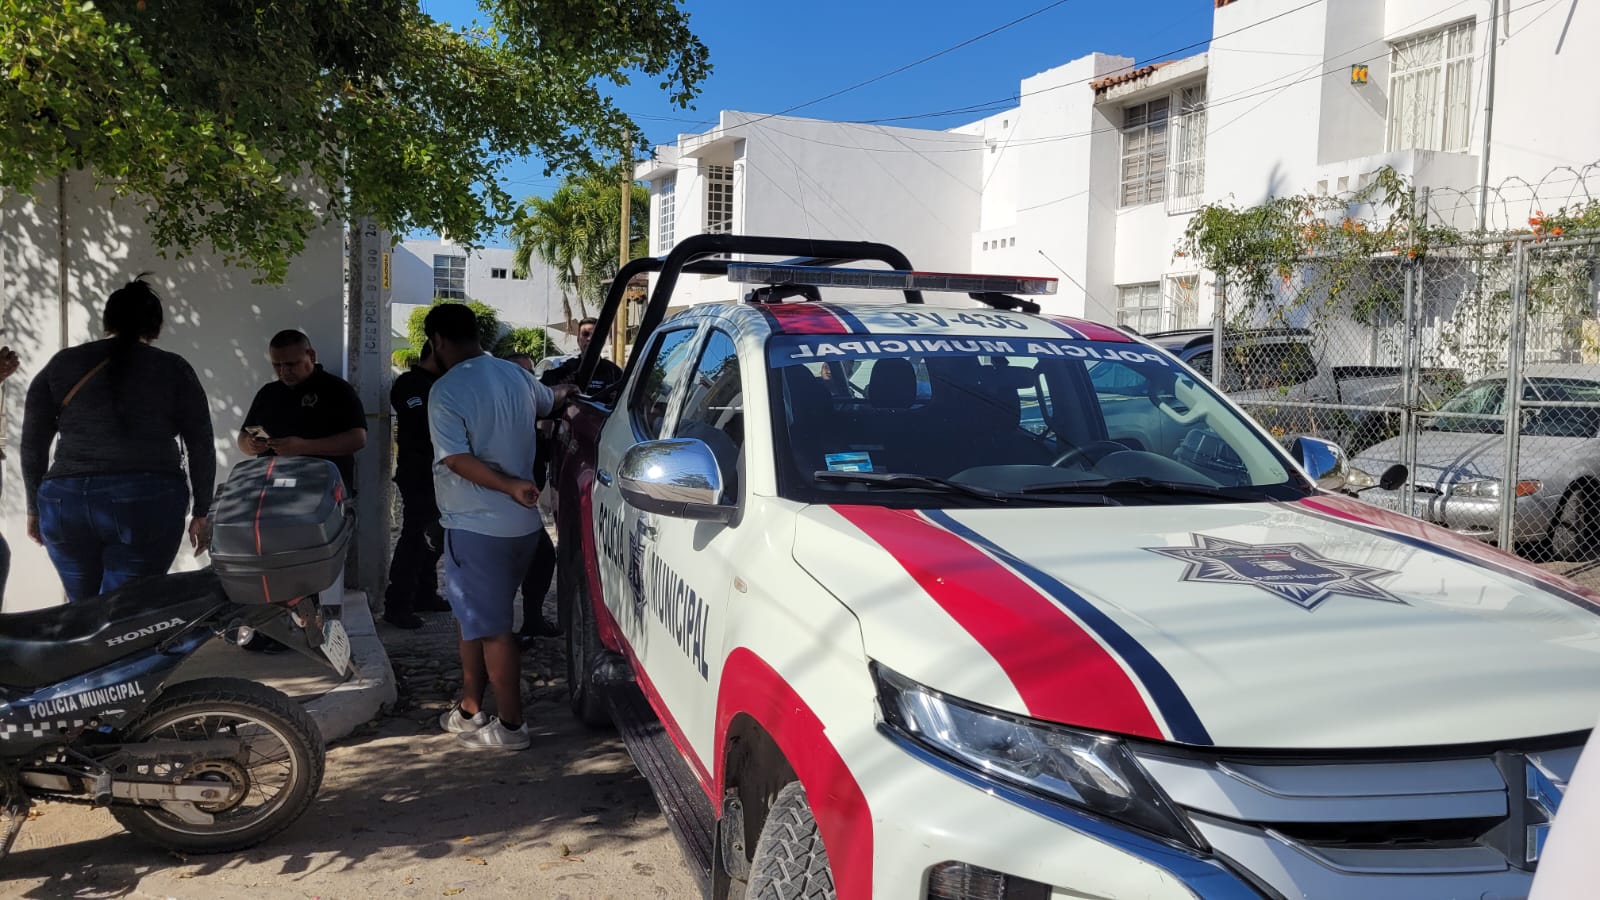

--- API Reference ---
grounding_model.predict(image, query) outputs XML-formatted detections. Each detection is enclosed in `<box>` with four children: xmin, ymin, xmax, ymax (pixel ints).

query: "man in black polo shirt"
<box><xmin>236</xmin><ymin>329</ymin><xmax>365</xmax><ymax>652</ymax></box>
<box><xmin>383</xmin><ymin>340</ymin><xmax>449</xmax><ymax>629</ymax></box>
<box><xmin>238</xmin><ymin>329</ymin><xmax>367</xmax><ymax>488</ymax></box>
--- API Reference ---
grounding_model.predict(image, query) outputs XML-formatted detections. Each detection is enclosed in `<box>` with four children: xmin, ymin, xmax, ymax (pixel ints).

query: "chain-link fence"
<box><xmin>1213</xmin><ymin>232</ymin><xmax>1600</xmax><ymax>564</ymax></box>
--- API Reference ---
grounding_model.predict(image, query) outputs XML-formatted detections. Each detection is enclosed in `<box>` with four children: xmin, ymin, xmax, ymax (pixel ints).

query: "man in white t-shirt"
<box><xmin>424</xmin><ymin>303</ymin><xmax>569</xmax><ymax>751</ymax></box>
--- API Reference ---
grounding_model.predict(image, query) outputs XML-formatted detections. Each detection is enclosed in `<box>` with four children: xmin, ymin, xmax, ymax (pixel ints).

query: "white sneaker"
<box><xmin>439</xmin><ymin>706</ymin><xmax>489</xmax><ymax>734</ymax></box>
<box><xmin>455</xmin><ymin>717</ymin><xmax>531</xmax><ymax>751</ymax></box>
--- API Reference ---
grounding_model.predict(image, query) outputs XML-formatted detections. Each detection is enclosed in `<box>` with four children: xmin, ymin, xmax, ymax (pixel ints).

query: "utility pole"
<box><xmin>1477</xmin><ymin>0</ymin><xmax>1499</xmax><ymax>229</ymax></box>
<box><xmin>615</xmin><ymin>133</ymin><xmax>632</xmax><ymax>365</ymax></box>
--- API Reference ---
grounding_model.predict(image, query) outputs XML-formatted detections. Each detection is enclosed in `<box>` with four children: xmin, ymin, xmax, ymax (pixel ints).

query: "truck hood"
<box><xmin>794</xmin><ymin>495</ymin><xmax>1600</xmax><ymax>749</ymax></box>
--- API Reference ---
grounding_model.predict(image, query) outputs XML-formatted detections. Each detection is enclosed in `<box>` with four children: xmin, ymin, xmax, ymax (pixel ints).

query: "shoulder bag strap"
<box><xmin>60</xmin><ymin>358</ymin><xmax>111</xmax><ymax>412</ymax></box>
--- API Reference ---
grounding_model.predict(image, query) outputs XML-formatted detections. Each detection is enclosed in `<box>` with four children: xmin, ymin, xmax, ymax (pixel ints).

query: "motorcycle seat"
<box><xmin>0</xmin><ymin>570</ymin><xmax>232</xmax><ymax>690</ymax></box>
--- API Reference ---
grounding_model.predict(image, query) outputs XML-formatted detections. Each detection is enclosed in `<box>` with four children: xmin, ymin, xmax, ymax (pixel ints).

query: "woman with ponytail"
<box><xmin>20</xmin><ymin>277</ymin><xmax>214</xmax><ymax>601</ymax></box>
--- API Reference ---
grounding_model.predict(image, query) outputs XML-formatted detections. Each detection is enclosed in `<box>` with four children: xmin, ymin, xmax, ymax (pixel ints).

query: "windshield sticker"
<box><xmin>825</xmin><ymin>451</ymin><xmax>874</xmax><ymax>473</ymax></box>
<box><xmin>769</xmin><ymin>336</ymin><xmax>1169</xmax><ymax>367</ymax></box>
<box><xmin>1146</xmin><ymin>534</ymin><xmax>1405</xmax><ymax>612</ymax></box>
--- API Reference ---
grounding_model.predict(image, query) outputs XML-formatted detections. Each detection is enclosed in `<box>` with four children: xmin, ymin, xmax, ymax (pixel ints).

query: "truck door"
<box><xmin>592</xmin><ymin>324</ymin><xmax>701</xmax><ymax>657</ymax></box>
<box><xmin>642</xmin><ymin>327</ymin><xmax>745</xmax><ymax>765</ymax></box>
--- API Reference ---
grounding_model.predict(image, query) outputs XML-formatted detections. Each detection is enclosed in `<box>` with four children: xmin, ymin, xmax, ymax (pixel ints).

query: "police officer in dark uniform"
<box><xmin>536</xmin><ymin>317</ymin><xmax>623</xmax><ymax>391</ymax></box>
<box><xmin>383</xmin><ymin>341</ymin><xmax>451</xmax><ymax>629</ymax></box>
<box><xmin>238</xmin><ymin>329</ymin><xmax>367</xmax><ymax>490</ymax></box>
<box><xmin>237</xmin><ymin>328</ymin><xmax>366</xmax><ymax>651</ymax></box>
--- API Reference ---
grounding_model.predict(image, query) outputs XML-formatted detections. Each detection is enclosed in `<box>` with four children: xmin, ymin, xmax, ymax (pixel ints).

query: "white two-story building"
<box><xmin>389</xmin><ymin>238</ymin><xmax>574</xmax><ymax>350</ymax></box>
<box><xmin>635</xmin><ymin>0</ymin><xmax>1599</xmax><ymax>330</ymax></box>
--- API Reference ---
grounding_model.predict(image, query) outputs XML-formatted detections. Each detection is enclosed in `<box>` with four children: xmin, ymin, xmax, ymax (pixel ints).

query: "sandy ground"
<box><xmin>1</xmin><ymin>613</ymin><xmax>698</xmax><ymax>900</ymax></box>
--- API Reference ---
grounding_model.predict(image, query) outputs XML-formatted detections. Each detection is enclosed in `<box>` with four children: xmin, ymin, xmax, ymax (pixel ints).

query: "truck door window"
<box><xmin>674</xmin><ymin>329</ymin><xmax>744</xmax><ymax>502</ymax></box>
<box><xmin>631</xmin><ymin>327</ymin><xmax>700</xmax><ymax>440</ymax></box>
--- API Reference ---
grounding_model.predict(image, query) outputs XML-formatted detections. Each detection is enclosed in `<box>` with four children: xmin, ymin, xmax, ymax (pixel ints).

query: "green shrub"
<box><xmin>406</xmin><ymin>298</ymin><xmax>502</xmax><ymax>353</ymax></box>
<box><xmin>493</xmin><ymin>326</ymin><xmax>555</xmax><ymax>361</ymax></box>
<box><xmin>392</xmin><ymin>348</ymin><xmax>420</xmax><ymax>369</ymax></box>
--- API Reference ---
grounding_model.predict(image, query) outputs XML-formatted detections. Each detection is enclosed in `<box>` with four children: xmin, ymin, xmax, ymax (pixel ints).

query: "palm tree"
<box><xmin>510</xmin><ymin>164</ymin><xmax>650</xmax><ymax>334</ymax></box>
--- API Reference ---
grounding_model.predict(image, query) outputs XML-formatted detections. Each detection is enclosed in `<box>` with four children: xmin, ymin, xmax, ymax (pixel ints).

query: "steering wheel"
<box><xmin>1051</xmin><ymin>440</ymin><xmax>1131</xmax><ymax>469</ymax></box>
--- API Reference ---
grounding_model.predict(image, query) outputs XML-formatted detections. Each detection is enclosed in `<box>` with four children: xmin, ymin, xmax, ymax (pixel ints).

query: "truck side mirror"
<box><xmin>1288</xmin><ymin>435</ymin><xmax>1349</xmax><ymax>490</ymax></box>
<box><xmin>618</xmin><ymin>438</ymin><xmax>732</xmax><ymax>522</ymax></box>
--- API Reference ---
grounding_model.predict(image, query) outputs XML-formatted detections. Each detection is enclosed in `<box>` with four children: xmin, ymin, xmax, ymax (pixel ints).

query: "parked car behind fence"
<box><xmin>1141</xmin><ymin>327</ymin><xmax>1463</xmax><ymax>454</ymax></box>
<box><xmin>1353</xmin><ymin>365</ymin><xmax>1600</xmax><ymax>562</ymax></box>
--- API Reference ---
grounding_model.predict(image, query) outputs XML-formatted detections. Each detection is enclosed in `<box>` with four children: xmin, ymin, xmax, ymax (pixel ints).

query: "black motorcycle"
<box><xmin>0</xmin><ymin>456</ymin><xmax>354</xmax><ymax>858</ymax></box>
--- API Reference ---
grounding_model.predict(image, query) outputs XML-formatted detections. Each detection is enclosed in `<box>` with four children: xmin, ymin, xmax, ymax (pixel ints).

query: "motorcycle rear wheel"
<box><xmin>110</xmin><ymin>678</ymin><xmax>324</xmax><ymax>854</ymax></box>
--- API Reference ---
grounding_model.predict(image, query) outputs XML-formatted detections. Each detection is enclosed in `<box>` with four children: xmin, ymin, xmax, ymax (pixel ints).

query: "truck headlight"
<box><xmin>874</xmin><ymin>665</ymin><xmax>1203</xmax><ymax>849</ymax></box>
<box><xmin>1451</xmin><ymin>478</ymin><xmax>1541</xmax><ymax>500</ymax></box>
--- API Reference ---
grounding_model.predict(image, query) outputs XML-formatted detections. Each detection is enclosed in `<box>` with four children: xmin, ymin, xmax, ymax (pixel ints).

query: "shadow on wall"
<box><xmin>1</xmin><ymin>172</ymin><xmax>346</xmax><ymax>612</ymax></box>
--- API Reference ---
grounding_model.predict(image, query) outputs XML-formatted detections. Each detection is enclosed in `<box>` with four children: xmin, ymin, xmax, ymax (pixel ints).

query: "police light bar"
<box><xmin>726</xmin><ymin>264</ymin><xmax>1058</xmax><ymax>296</ymax></box>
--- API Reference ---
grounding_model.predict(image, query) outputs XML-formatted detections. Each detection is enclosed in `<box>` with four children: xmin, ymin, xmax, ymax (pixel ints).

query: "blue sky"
<box><xmin>424</xmin><ymin>0</ymin><xmax>1217</xmax><ymax>244</ymax></box>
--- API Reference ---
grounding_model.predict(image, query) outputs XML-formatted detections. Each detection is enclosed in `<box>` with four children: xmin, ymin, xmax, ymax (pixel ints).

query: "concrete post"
<box><xmin>347</xmin><ymin>218</ymin><xmax>393</xmax><ymax>609</ymax></box>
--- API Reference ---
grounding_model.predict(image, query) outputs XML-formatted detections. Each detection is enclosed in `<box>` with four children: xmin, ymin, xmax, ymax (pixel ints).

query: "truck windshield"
<box><xmin>767</xmin><ymin>333</ymin><xmax>1309</xmax><ymax>506</ymax></box>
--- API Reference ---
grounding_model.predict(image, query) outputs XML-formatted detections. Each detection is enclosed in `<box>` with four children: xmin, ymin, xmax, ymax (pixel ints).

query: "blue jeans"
<box><xmin>37</xmin><ymin>473</ymin><xmax>189</xmax><ymax>602</ymax></box>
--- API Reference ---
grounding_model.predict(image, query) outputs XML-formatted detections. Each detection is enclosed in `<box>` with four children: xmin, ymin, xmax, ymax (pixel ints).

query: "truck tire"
<box><xmin>561</xmin><ymin>540</ymin><xmax>612</xmax><ymax>728</ymax></box>
<box><xmin>746</xmin><ymin>782</ymin><xmax>837</xmax><ymax>900</ymax></box>
<box><xmin>1550</xmin><ymin>483</ymin><xmax>1599</xmax><ymax>562</ymax></box>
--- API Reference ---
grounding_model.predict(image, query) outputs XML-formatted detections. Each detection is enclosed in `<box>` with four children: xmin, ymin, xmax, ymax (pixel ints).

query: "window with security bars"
<box><xmin>1167</xmin><ymin>87</ymin><xmax>1207</xmax><ymax>214</ymax></box>
<box><xmin>656</xmin><ymin>178</ymin><xmax>677</xmax><ymax>253</ymax></box>
<box><xmin>1164</xmin><ymin>274</ymin><xmax>1200</xmax><ymax>329</ymax></box>
<box><xmin>1387</xmin><ymin>20</ymin><xmax>1475</xmax><ymax>153</ymax></box>
<box><xmin>1120</xmin><ymin>97</ymin><xmax>1170</xmax><ymax>207</ymax></box>
<box><xmin>432</xmin><ymin>255</ymin><xmax>466</xmax><ymax>300</ymax></box>
<box><xmin>704</xmin><ymin>165</ymin><xmax>734</xmax><ymax>234</ymax></box>
<box><xmin>1116</xmin><ymin>283</ymin><xmax>1164</xmax><ymax>333</ymax></box>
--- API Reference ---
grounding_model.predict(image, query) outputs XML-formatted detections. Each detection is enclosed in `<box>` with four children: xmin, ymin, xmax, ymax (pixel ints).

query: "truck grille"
<box><xmin>1131</xmin><ymin>740</ymin><xmax>1582</xmax><ymax>898</ymax></box>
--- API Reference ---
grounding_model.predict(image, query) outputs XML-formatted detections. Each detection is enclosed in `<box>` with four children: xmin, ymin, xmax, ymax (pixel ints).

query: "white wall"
<box><xmin>1</xmin><ymin>172</ymin><xmax>346</xmax><ymax>611</ymax></box>
<box><xmin>1470</xmin><ymin>0</ymin><xmax>1600</xmax><ymax>228</ymax></box>
<box><xmin>1006</xmin><ymin>54</ymin><xmax>1133</xmax><ymax>320</ymax></box>
<box><xmin>1318</xmin><ymin>0</ymin><xmax>1390</xmax><ymax>166</ymax></box>
<box><xmin>639</xmin><ymin>111</ymin><xmax>984</xmax><ymax>309</ymax></box>
<box><xmin>1206</xmin><ymin>0</ymin><xmax>1333</xmax><ymax>207</ymax></box>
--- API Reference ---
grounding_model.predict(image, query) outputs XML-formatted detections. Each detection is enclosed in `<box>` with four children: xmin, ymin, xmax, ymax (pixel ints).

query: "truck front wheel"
<box><xmin>746</xmin><ymin>782</ymin><xmax>837</xmax><ymax>900</ymax></box>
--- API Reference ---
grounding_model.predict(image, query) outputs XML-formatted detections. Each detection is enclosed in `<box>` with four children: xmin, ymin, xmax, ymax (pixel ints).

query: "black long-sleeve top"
<box><xmin>21</xmin><ymin>339</ymin><xmax>215</xmax><ymax>517</ymax></box>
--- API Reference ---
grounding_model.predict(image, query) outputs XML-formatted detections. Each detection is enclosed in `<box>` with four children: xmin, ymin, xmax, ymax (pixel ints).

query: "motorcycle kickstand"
<box><xmin>0</xmin><ymin>787</ymin><xmax>30</xmax><ymax>860</ymax></box>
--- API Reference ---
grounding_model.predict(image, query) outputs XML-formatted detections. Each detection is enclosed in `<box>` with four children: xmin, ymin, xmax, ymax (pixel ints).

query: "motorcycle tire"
<box><xmin>110</xmin><ymin>677</ymin><xmax>324</xmax><ymax>854</ymax></box>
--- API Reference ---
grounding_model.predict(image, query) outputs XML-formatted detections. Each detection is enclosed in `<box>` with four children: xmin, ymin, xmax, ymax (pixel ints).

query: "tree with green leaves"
<box><xmin>1</xmin><ymin>1</ymin><xmax>709</xmax><ymax>282</ymax></box>
<box><xmin>406</xmin><ymin>298</ymin><xmax>501</xmax><ymax>353</ymax></box>
<box><xmin>509</xmin><ymin>163</ymin><xmax>649</xmax><ymax>331</ymax></box>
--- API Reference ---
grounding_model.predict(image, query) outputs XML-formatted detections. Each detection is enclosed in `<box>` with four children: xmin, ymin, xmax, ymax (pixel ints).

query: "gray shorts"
<box><xmin>443</xmin><ymin>529</ymin><xmax>538</xmax><ymax>641</ymax></box>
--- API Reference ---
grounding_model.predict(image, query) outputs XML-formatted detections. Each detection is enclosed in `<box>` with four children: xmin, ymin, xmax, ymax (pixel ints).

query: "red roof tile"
<box><xmin>1090</xmin><ymin>61</ymin><xmax>1177</xmax><ymax>94</ymax></box>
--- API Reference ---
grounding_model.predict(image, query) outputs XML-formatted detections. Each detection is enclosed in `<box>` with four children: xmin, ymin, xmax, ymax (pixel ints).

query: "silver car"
<box><xmin>1352</xmin><ymin>364</ymin><xmax>1600</xmax><ymax>559</ymax></box>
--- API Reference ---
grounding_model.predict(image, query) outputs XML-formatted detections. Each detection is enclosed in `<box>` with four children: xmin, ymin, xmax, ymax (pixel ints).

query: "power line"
<box><xmin>744</xmin><ymin>0</ymin><xmax>1558</xmax><ymax>158</ymax></box>
<box><xmin>630</xmin><ymin>0</ymin><xmax>1322</xmax><ymax>151</ymax></box>
<box><xmin>706</xmin><ymin>0</ymin><xmax>1083</xmax><ymax>136</ymax></box>
<box><xmin>669</xmin><ymin>0</ymin><xmax>1326</xmax><ymax>153</ymax></box>
<box><xmin>847</xmin><ymin>0</ymin><xmax>1325</xmax><ymax>128</ymax></box>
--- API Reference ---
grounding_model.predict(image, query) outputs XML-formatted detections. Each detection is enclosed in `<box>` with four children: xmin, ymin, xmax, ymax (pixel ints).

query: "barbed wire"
<box><xmin>1418</xmin><ymin>162</ymin><xmax>1600</xmax><ymax>233</ymax></box>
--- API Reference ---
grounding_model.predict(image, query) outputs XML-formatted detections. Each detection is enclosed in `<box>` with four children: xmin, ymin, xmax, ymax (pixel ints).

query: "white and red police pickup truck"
<box><xmin>546</xmin><ymin>234</ymin><xmax>1600</xmax><ymax>900</ymax></box>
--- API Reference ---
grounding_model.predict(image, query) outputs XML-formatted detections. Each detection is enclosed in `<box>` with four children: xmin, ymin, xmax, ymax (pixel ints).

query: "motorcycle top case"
<box><xmin>210</xmin><ymin>456</ymin><xmax>353</xmax><ymax>604</ymax></box>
